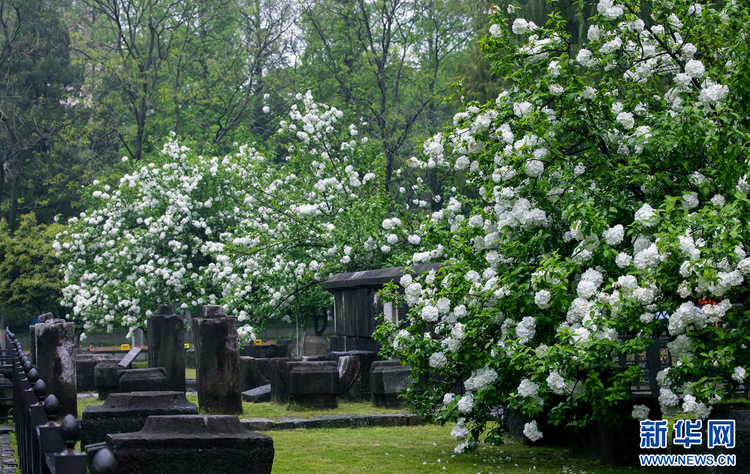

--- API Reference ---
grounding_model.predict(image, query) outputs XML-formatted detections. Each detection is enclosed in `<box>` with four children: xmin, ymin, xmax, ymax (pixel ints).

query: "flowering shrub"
<box><xmin>55</xmin><ymin>137</ymin><xmax>261</xmax><ymax>341</ymax></box>
<box><xmin>57</xmin><ymin>92</ymin><xmax>453</xmax><ymax>344</ymax></box>
<box><xmin>213</xmin><ymin>92</ymin><xmax>452</xmax><ymax>343</ymax></box>
<box><xmin>374</xmin><ymin>0</ymin><xmax>750</xmax><ymax>451</ymax></box>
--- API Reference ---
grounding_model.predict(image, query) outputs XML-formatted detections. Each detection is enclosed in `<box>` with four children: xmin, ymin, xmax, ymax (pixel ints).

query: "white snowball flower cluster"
<box><xmin>457</xmin><ymin>394</ymin><xmax>475</xmax><ymax>414</ymax></box>
<box><xmin>517</xmin><ymin>378</ymin><xmax>539</xmax><ymax>398</ymax></box>
<box><xmin>634</xmin><ymin>203</ymin><xmax>658</xmax><ymax>226</ymax></box>
<box><xmin>516</xmin><ymin>316</ymin><xmax>536</xmax><ymax>342</ymax></box>
<box><xmin>603</xmin><ymin>224</ymin><xmax>625</xmax><ymax>245</ymax></box>
<box><xmin>451</xmin><ymin>419</ymin><xmax>470</xmax><ymax>440</ymax></box>
<box><xmin>464</xmin><ymin>367</ymin><xmax>498</xmax><ymax>392</ymax></box>
<box><xmin>523</xmin><ymin>420</ymin><xmax>543</xmax><ymax>442</ymax></box>
<box><xmin>534</xmin><ymin>289</ymin><xmax>551</xmax><ymax>309</ymax></box>
<box><xmin>683</xmin><ymin>394</ymin><xmax>712</xmax><ymax>419</ymax></box>
<box><xmin>429</xmin><ymin>351</ymin><xmax>448</xmax><ymax>369</ymax></box>
<box><xmin>630</xmin><ymin>404</ymin><xmax>650</xmax><ymax>421</ymax></box>
<box><xmin>732</xmin><ymin>366</ymin><xmax>747</xmax><ymax>382</ymax></box>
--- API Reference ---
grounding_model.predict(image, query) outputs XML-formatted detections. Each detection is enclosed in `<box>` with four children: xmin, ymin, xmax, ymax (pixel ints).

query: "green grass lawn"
<box><xmin>234</xmin><ymin>400</ymin><xmax>407</xmax><ymax>419</ymax></box>
<box><xmin>73</xmin><ymin>395</ymin><xmax>671</xmax><ymax>473</ymax></box>
<box><xmin>73</xmin><ymin>372</ymin><xmax>676</xmax><ymax>473</ymax></box>
<box><xmin>263</xmin><ymin>426</ymin><xmax>670</xmax><ymax>474</ymax></box>
<box><xmin>78</xmin><ymin>395</ymin><xmax>404</xmax><ymax>419</ymax></box>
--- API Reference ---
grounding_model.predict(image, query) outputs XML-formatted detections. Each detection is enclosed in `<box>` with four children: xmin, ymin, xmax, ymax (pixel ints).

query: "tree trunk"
<box><xmin>0</xmin><ymin>307</ymin><xmax>7</xmax><ymax>351</ymax></box>
<box><xmin>0</xmin><ymin>156</ymin><xmax>5</xmax><ymax>213</ymax></box>
<box><xmin>8</xmin><ymin>147</ymin><xmax>20</xmax><ymax>237</ymax></box>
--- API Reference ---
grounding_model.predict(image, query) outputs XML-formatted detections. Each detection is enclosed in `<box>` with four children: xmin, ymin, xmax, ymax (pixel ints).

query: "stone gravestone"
<box><xmin>672</xmin><ymin>403</ymin><xmax>748</xmax><ymax>474</ymax></box>
<box><xmin>76</xmin><ymin>353</ymin><xmax>119</xmax><ymax>392</ymax></box>
<box><xmin>371</xmin><ymin>359</ymin><xmax>412</xmax><ymax>408</ymax></box>
<box><xmin>119</xmin><ymin>368</ymin><xmax>168</xmax><ymax>393</ymax></box>
<box><xmin>94</xmin><ymin>361</ymin><xmax>126</xmax><ymax>400</ymax></box>
<box><xmin>287</xmin><ymin>361</ymin><xmax>339</xmax><ymax>409</ymax></box>
<box><xmin>147</xmin><ymin>305</ymin><xmax>185</xmax><ymax>392</ymax></box>
<box><xmin>192</xmin><ymin>305</ymin><xmax>242</xmax><ymax>414</ymax></box>
<box><xmin>35</xmin><ymin>317</ymin><xmax>77</xmax><ymax>418</ymax></box>
<box><xmin>267</xmin><ymin>357</ymin><xmax>289</xmax><ymax>403</ymax></box>
<box><xmin>239</xmin><ymin>357</ymin><xmax>270</xmax><ymax>392</ymax></box>
<box><xmin>327</xmin><ymin>350</ymin><xmax>380</xmax><ymax>402</ymax></box>
<box><xmin>80</xmin><ymin>391</ymin><xmax>199</xmax><ymax>447</ymax></box>
<box><xmin>29</xmin><ymin>312</ymin><xmax>54</xmax><ymax>365</ymax></box>
<box><xmin>288</xmin><ymin>335</ymin><xmax>329</xmax><ymax>358</ymax></box>
<box><xmin>567</xmin><ymin>395</ymin><xmax>663</xmax><ymax>465</ymax></box>
<box><xmin>321</xmin><ymin>264</ymin><xmax>442</xmax><ymax>352</ymax></box>
<box><xmin>104</xmin><ymin>415</ymin><xmax>274</xmax><ymax>474</ymax></box>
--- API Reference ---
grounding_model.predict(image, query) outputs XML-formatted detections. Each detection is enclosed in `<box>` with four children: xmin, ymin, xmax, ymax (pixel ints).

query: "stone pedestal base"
<box><xmin>288</xmin><ymin>361</ymin><xmax>339</xmax><ymax>409</ymax></box>
<box><xmin>370</xmin><ymin>360</ymin><xmax>412</xmax><ymax>408</ymax></box>
<box><xmin>81</xmin><ymin>391</ymin><xmax>198</xmax><ymax>447</ymax></box>
<box><xmin>107</xmin><ymin>415</ymin><xmax>274</xmax><ymax>474</ymax></box>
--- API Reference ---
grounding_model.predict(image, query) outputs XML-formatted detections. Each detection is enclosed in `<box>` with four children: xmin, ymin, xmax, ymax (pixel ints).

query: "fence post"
<box><xmin>5</xmin><ymin>326</ymin><xmax>109</xmax><ymax>474</ymax></box>
<box><xmin>91</xmin><ymin>446</ymin><xmax>119</xmax><ymax>474</ymax></box>
<box><xmin>45</xmin><ymin>414</ymin><xmax>87</xmax><ymax>473</ymax></box>
<box><xmin>29</xmin><ymin>379</ymin><xmax>48</xmax><ymax>474</ymax></box>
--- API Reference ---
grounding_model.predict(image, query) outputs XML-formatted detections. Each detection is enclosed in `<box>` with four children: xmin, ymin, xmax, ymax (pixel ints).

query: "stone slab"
<box><xmin>369</xmin><ymin>413</ymin><xmax>408</xmax><ymax>427</ymax></box>
<box><xmin>76</xmin><ymin>354</ymin><xmax>119</xmax><ymax>392</ymax></box>
<box><xmin>118</xmin><ymin>347</ymin><xmax>143</xmax><ymax>368</ymax></box>
<box><xmin>107</xmin><ymin>415</ymin><xmax>274</xmax><ymax>474</ymax></box>
<box><xmin>370</xmin><ymin>360</ymin><xmax>412</xmax><ymax>408</ymax></box>
<box><xmin>287</xmin><ymin>361</ymin><xmax>339</xmax><ymax>409</ymax></box>
<box><xmin>321</xmin><ymin>263</ymin><xmax>443</xmax><ymax>290</ymax></box>
<box><xmin>241</xmin><ymin>418</ymin><xmax>275</xmax><ymax>431</ymax></box>
<box><xmin>34</xmin><ymin>318</ymin><xmax>77</xmax><ymax>418</ymax></box>
<box><xmin>238</xmin><ymin>413</ymin><xmax>430</xmax><ymax>431</ymax></box>
<box><xmin>239</xmin><ymin>357</ymin><xmax>270</xmax><ymax>391</ymax></box>
<box><xmin>81</xmin><ymin>391</ymin><xmax>198</xmax><ymax>447</ymax></box>
<box><xmin>118</xmin><ymin>368</ymin><xmax>167</xmax><ymax>393</ymax></box>
<box><xmin>327</xmin><ymin>351</ymin><xmax>380</xmax><ymax>402</ymax></box>
<box><xmin>242</xmin><ymin>384</ymin><xmax>271</xmax><ymax>403</ymax></box>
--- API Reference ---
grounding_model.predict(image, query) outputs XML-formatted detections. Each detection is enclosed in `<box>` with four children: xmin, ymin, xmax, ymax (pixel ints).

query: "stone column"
<box><xmin>29</xmin><ymin>312</ymin><xmax>53</xmax><ymax>365</ymax></box>
<box><xmin>192</xmin><ymin>305</ymin><xmax>242</xmax><ymax>414</ymax></box>
<box><xmin>147</xmin><ymin>304</ymin><xmax>186</xmax><ymax>392</ymax></box>
<box><xmin>34</xmin><ymin>318</ymin><xmax>77</xmax><ymax>418</ymax></box>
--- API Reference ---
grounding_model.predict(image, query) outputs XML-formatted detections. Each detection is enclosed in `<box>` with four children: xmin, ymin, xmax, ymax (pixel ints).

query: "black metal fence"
<box><xmin>6</xmin><ymin>328</ymin><xmax>118</xmax><ymax>474</ymax></box>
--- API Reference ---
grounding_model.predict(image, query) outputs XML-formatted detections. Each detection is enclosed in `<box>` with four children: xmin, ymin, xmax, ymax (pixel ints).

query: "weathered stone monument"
<box><xmin>94</xmin><ymin>361</ymin><xmax>126</xmax><ymax>400</ymax></box>
<box><xmin>76</xmin><ymin>353</ymin><xmax>119</xmax><ymax>392</ymax></box>
<box><xmin>29</xmin><ymin>312</ymin><xmax>55</xmax><ymax>365</ymax></box>
<box><xmin>147</xmin><ymin>305</ymin><xmax>186</xmax><ymax>392</ymax></box>
<box><xmin>35</xmin><ymin>317</ymin><xmax>77</xmax><ymax>418</ymax></box>
<box><xmin>370</xmin><ymin>359</ymin><xmax>412</xmax><ymax>408</ymax></box>
<box><xmin>239</xmin><ymin>357</ymin><xmax>271</xmax><ymax>391</ymax></box>
<box><xmin>288</xmin><ymin>361</ymin><xmax>340</xmax><ymax>409</ymax></box>
<box><xmin>267</xmin><ymin>357</ymin><xmax>289</xmax><ymax>403</ymax></box>
<box><xmin>327</xmin><ymin>350</ymin><xmax>380</xmax><ymax>402</ymax></box>
<box><xmin>119</xmin><ymin>368</ymin><xmax>168</xmax><ymax>393</ymax></box>
<box><xmin>192</xmin><ymin>305</ymin><xmax>242</xmax><ymax>414</ymax></box>
<box><xmin>80</xmin><ymin>391</ymin><xmax>199</xmax><ymax>447</ymax></box>
<box><xmin>104</xmin><ymin>415</ymin><xmax>274</xmax><ymax>474</ymax></box>
<box><xmin>322</xmin><ymin>264</ymin><xmax>442</xmax><ymax>352</ymax></box>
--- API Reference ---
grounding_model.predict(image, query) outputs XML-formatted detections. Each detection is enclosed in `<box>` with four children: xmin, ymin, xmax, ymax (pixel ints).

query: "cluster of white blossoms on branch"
<box><xmin>374</xmin><ymin>0</ymin><xmax>750</xmax><ymax>453</ymax></box>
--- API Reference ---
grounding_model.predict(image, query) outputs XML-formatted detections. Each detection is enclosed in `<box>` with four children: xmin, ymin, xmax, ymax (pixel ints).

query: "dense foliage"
<box><xmin>0</xmin><ymin>214</ymin><xmax>65</xmax><ymax>328</ymax></box>
<box><xmin>373</xmin><ymin>0</ymin><xmax>750</xmax><ymax>451</ymax></box>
